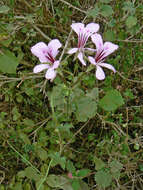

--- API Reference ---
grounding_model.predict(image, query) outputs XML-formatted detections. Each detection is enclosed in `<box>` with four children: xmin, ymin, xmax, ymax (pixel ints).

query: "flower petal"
<box><xmin>86</xmin><ymin>23</ymin><xmax>100</xmax><ymax>33</ymax></box>
<box><xmin>33</xmin><ymin>64</ymin><xmax>49</xmax><ymax>73</ymax></box>
<box><xmin>96</xmin><ymin>66</ymin><xmax>105</xmax><ymax>80</ymax></box>
<box><xmin>99</xmin><ymin>63</ymin><xmax>116</xmax><ymax>73</ymax></box>
<box><xmin>103</xmin><ymin>42</ymin><xmax>118</xmax><ymax>57</ymax></box>
<box><xmin>47</xmin><ymin>39</ymin><xmax>62</xmax><ymax>58</ymax></box>
<box><xmin>71</xmin><ymin>23</ymin><xmax>84</xmax><ymax>35</ymax></box>
<box><xmin>77</xmin><ymin>52</ymin><xmax>86</xmax><ymax>66</ymax></box>
<box><xmin>68</xmin><ymin>48</ymin><xmax>78</xmax><ymax>54</ymax></box>
<box><xmin>85</xmin><ymin>48</ymin><xmax>97</xmax><ymax>52</ymax></box>
<box><xmin>88</xmin><ymin>56</ymin><xmax>96</xmax><ymax>65</ymax></box>
<box><xmin>91</xmin><ymin>34</ymin><xmax>103</xmax><ymax>51</ymax></box>
<box><xmin>52</xmin><ymin>61</ymin><xmax>60</xmax><ymax>69</ymax></box>
<box><xmin>45</xmin><ymin>68</ymin><xmax>57</xmax><ymax>81</ymax></box>
<box><xmin>31</xmin><ymin>42</ymin><xmax>49</xmax><ymax>63</ymax></box>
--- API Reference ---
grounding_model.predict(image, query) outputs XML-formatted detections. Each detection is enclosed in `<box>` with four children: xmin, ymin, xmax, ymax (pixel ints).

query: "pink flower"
<box><xmin>88</xmin><ymin>34</ymin><xmax>118</xmax><ymax>80</ymax></box>
<box><xmin>68</xmin><ymin>23</ymin><xmax>99</xmax><ymax>66</ymax></box>
<box><xmin>67</xmin><ymin>172</ymin><xmax>73</xmax><ymax>179</ymax></box>
<box><xmin>31</xmin><ymin>39</ymin><xmax>62</xmax><ymax>81</ymax></box>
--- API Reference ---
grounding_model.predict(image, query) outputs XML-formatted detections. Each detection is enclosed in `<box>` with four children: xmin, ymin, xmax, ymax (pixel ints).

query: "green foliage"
<box><xmin>122</xmin><ymin>1</ymin><xmax>135</xmax><ymax>14</ymax></box>
<box><xmin>95</xmin><ymin>170</ymin><xmax>112</xmax><ymax>188</ymax></box>
<box><xmin>75</xmin><ymin>96</ymin><xmax>97</xmax><ymax>122</ymax></box>
<box><xmin>0</xmin><ymin>50</ymin><xmax>19</xmax><ymax>74</ymax></box>
<box><xmin>126</xmin><ymin>16</ymin><xmax>137</xmax><ymax>28</ymax></box>
<box><xmin>87</xmin><ymin>6</ymin><xmax>99</xmax><ymax>18</ymax></box>
<box><xmin>99</xmin><ymin>89</ymin><xmax>124</xmax><ymax>111</ymax></box>
<box><xmin>47</xmin><ymin>175</ymin><xmax>73</xmax><ymax>190</ymax></box>
<box><xmin>94</xmin><ymin>157</ymin><xmax>105</xmax><ymax>170</ymax></box>
<box><xmin>104</xmin><ymin>30</ymin><xmax>116</xmax><ymax>41</ymax></box>
<box><xmin>77</xmin><ymin>169</ymin><xmax>91</xmax><ymax>177</ymax></box>
<box><xmin>0</xmin><ymin>0</ymin><xmax>143</xmax><ymax>189</ymax></box>
<box><xmin>100</xmin><ymin>5</ymin><xmax>114</xmax><ymax>17</ymax></box>
<box><xmin>24</xmin><ymin>167</ymin><xmax>41</xmax><ymax>181</ymax></box>
<box><xmin>0</xmin><ymin>5</ymin><xmax>10</xmax><ymax>13</ymax></box>
<box><xmin>49</xmin><ymin>152</ymin><xmax>66</xmax><ymax>170</ymax></box>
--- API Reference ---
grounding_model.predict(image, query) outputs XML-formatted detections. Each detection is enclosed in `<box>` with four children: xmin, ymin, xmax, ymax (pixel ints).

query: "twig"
<box><xmin>7</xmin><ymin>141</ymin><xmax>41</xmax><ymax>174</ymax></box>
<box><xmin>116</xmin><ymin>39</ymin><xmax>143</xmax><ymax>43</ymax></box>
<box><xmin>58</xmin><ymin>0</ymin><xmax>86</xmax><ymax>14</ymax></box>
<box><xmin>96</xmin><ymin>113</ymin><xmax>126</xmax><ymax>136</ymax></box>
<box><xmin>127</xmin><ymin>26</ymin><xmax>143</xmax><ymax>40</ymax></box>
<box><xmin>32</xmin><ymin>25</ymin><xmax>51</xmax><ymax>41</ymax></box>
<box><xmin>0</xmin><ymin>171</ymin><xmax>5</xmax><ymax>184</ymax></box>
<box><xmin>62</xmin><ymin>119</ymin><xmax>90</xmax><ymax>152</ymax></box>
<box><xmin>59</xmin><ymin>29</ymin><xmax>73</xmax><ymax>62</ymax></box>
<box><xmin>117</xmin><ymin>71</ymin><xmax>143</xmax><ymax>83</ymax></box>
<box><xmin>20</xmin><ymin>0</ymin><xmax>33</xmax><ymax>10</ymax></box>
<box><xmin>50</xmin><ymin>0</ymin><xmax>55</xmax><ymax>17</ymax></box>
<box><xmin>29</xmin><ymin>117</ymin><xmax>51</xmax><ymax>137</ymax></box>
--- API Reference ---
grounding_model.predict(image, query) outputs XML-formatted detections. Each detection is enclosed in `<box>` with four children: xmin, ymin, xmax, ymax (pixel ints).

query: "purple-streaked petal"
<box><xmin>86</xmin><ymin>23</ymin><xmax>100</xmax><ymax>34</ymax></box>
<box><xmin>45</xmin><ymin>68</ymin><xmax>56</xmax><ymax>81</ymax></box>
<box><xmin>96</xmin><ymin>66</ymin><xmax>105</xmax><ymax>80</ymax></box>
<box><xmin>39</xmin><ymin>56</ymin><xmax>49</xmax><ymax>63</ymax></box>
<box><xmin>68</xmin><ymin>48</ymin><xmax>78</xmax><ymax>54</ymax></box>
<box><xmin>103</xmin><ymin>42</ymin><xmax>118</xmax><ymax>57</ymax></box>
<box><xmin>52</xmin><ymin>61</ymin><xmax>60</xmax><ymax>69</ymax></box>
<box><xmin>31</xmin><ymin>42</ymin><xmax>49</xmax><ymax>63</ymax></box>
<box><xmin>99</xmin><ymin>63</ymin><xmax>116</xmax><ymax>73</ymax></box>
<box><xmin>77</xmin><ymin>52</ymin><xmax>86</xmax><ymax>66</ymax></box>
<box><xmin>88</xmin><ymin>56</ymin><xmax>96</xmax><ymax>65</ymax></box>
<box><xmin>33</xmin><ymin>64</ymin><xmax>49</xmax><ymax>73</ymax></box>
<box><xmin>47</xmin><ymin>39</ymin><xmax>62</xmax><ymax>58</ymax></box>
<box><xmin>91</xmin><ymin>34</ymin><xmax>103</xmax><ymax>51</ymax></box>
<box><xmin>71</xmin><ymin>23</ymin><xmax>84</xmax><ymax>35</ymax></box>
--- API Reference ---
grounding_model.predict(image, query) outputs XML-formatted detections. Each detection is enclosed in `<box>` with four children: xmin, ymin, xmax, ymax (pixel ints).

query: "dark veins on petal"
<box><xmin>45</xmin><ymin>52</ymin><xmax>55</xmax><ymax>63</ymax></box>
<box><xmin>95</xmin><ymin>50</ymin><xmax>106</xmax><ymax>63</ymax></box>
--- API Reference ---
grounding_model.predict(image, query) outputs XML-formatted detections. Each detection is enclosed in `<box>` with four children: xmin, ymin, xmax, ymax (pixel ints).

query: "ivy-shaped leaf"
<box><xmin>99</xmin><ymin>89</ymin><xmax>124</xmax><ymax>111</ymax></box>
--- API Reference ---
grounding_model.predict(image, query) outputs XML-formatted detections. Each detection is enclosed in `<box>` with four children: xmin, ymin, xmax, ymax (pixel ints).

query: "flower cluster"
<box><xmin>31</xmin><ymin>22</ymin><xmax>118</xmax><ymax>81</ymax></box>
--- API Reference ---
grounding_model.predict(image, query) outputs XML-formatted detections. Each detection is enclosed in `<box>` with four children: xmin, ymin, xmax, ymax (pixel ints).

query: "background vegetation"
<box><xmin>0</xmin><ymin>0</ymin><xmax>143</xmax><ymax>189</ymax></box>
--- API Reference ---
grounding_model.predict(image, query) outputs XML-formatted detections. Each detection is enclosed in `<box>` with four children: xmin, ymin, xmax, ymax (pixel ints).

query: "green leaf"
<box><xmin>87</xmin><ymin>6</ymin><xmax>99</xmax><ymax>18</ymax></box>
<box><xmin>99</xmin><ymin>89</ymin><xmax>124</xmax><ymax>111</ymax></box>
<box><xmin>19</xmin><ymin>133</ymin><xmax>31</xmax><ymax>145</ymax></box>
<box><xmin>78</xmin><ymin>180</ymin><xmax>90</xmax><ymax>190</ymax></box>
<box><xmin>24</xmin><ymin>167</ymin><xmax>40</xmax><ymax>181</ymax></box>
<box><xmin>0</xmin><ymin>5</ymin><xmax>10</xmax><ymax>13</ymax></box>
<box><xmin>0</xmin><ymin>50</ymin><xmax>19</xmax><ymax>74</ymax></box>
<box><xmin>94</xmin><ymin>157</ymin><xmax>105</xmax><ymax>170</ymax></box>
<box><xmin>77</xmin><ymin>169</ymin><xmax>91</xmax><ymax>177</ymax></box>
<box><xmin>75</xmin><ymin>96</ymin><xmax>97</xmax><ymax>122</ymax></box>
<box><xmin>122</xmin><ymin>1</ymin><xmax>135</xmax><ymax>14</ymax></box>
<box><xmin>109</xmin><ymin>160</ymin><xmax>123</xmax><ymax>173</ymax></box>
<box><xmin>23</xmin><ymin>183</ymin><xmax>32</xmax><ymax>190</ymax></box>
<box><xmin>37</xmin><ymin>147</ymin><xmax>48</xmax><ymax>161</ymax></box>
<box><xmin>47</xmin><ymin>175</ymin><xmax>73</xmax><ymax>190</ymax></box>
<box><xmin>17</xmin><ymin>171</ymin><xmax>26</xmax><ymax>178</ymax></box>
<box><xmin>13</xmin><ymin>182</ymin><xmax>22</xmax><ymax>190</ymax></box>
<box><xmin>100</xmin><ymin>5</ymin><xmax>113</xmax><ymax>17</ymax></box>
<box><xmin>124</xmin><ymin>89</ymin><xmax>135</xmax><ymax>99</ymax></box>
<box><xmin>36</xmin><ymin>180</ymin><xmax>45</xmax><ymax>190</ymax></box>
<box><xmin>48</xmin><ymin>84</ymin><xmax>67</xmax><ymax>110</ymax></box>
<box><xmin>95</xmin><ymin>170</ymin><xmax>112</xmax><ymax>188</ymax></box>
<box><xmin>86</xmin><ymin>88</ymin><xmax>98</xmax><ymax>101</ymax></box>
<box><xmin>109</xmin><ymin>160</ymin><xmax>123</xmax><ymax>179</ymax></box>
<box><xmin>66</xmin><ymin>160</ymin><xmax>76</xmax><ymax>174</ymax></box>
<box><xmin>50</xmin><ymin>152</ymin><xmax>66</xmax><ymax>170</ymax></box>
<box><xmin>72</xmin><ymin>179</ymin><xmax>80</xmax><ymax>190</ymax></box>
<box><xmin>126</xmin><ymin>16</ymin><xmax>137</xmax><ymax>28</ymax></box>
<box><xmin>104</xmin><ymin>30</ymin><xmax>116</xmax><ymax>41</ymax></box>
